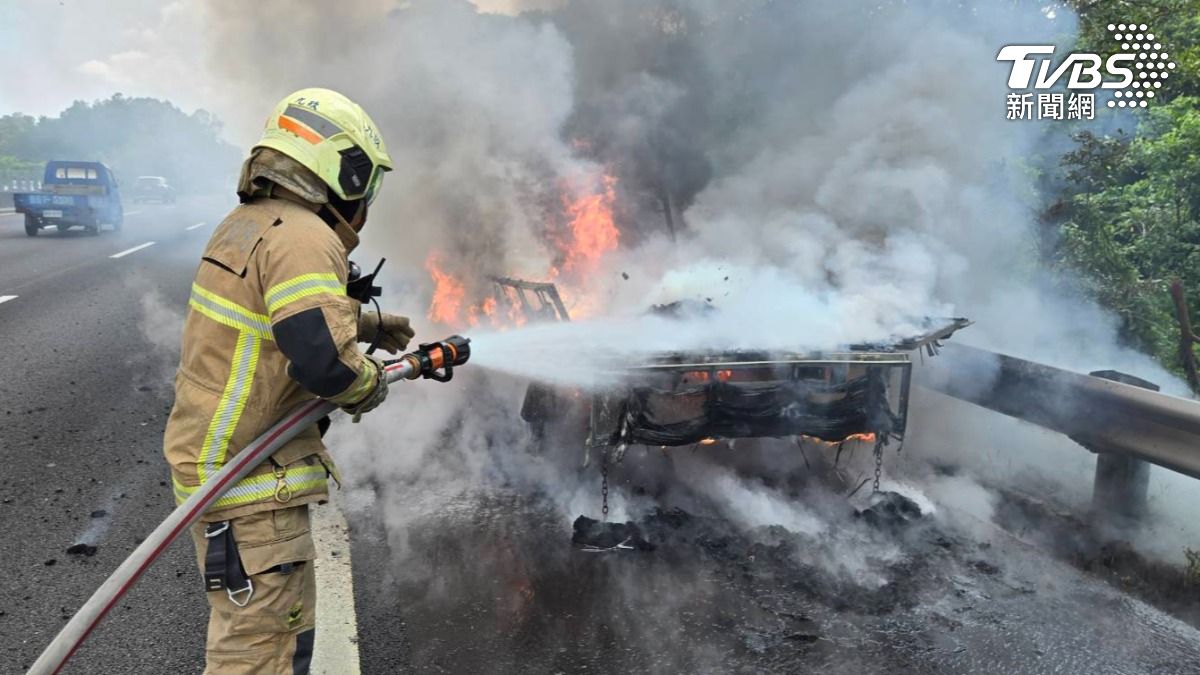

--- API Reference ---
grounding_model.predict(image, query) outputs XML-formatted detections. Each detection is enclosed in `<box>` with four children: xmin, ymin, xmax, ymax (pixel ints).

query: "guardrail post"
<box><xmin>1087</xmin><ymin>370</ymin><xmax>1156</xmax><ymax>524</ymax></box>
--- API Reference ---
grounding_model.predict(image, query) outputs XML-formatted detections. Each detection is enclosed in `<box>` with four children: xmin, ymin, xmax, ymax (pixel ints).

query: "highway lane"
<box><xmin>0</xmin><ymin>198</ymin><xmax>223</xmax><ymax>673</ymax></box>
<box><xmin>0</xmin><ymin>204</ymin><xmax>211</xmax><ymax>300</ymax></box>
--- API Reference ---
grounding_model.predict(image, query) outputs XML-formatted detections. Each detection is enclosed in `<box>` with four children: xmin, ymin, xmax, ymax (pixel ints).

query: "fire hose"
<box><xmin>27</xmin><ymin>336</ymin><xmax>471</xmax><ymax>675</ymax></box>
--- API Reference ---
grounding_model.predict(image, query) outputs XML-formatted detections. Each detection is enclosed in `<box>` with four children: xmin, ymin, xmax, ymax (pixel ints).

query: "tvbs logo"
<box><xmin>997</xmin><ymin>23</ymin><xmax>1175</xmax><ymax>119</ymax></box>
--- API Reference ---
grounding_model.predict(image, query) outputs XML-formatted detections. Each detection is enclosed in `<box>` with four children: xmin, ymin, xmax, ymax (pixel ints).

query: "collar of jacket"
<box><xmin>268</xmin><ymin>186</ymin><xmax>360</xmax><ymax>254</ymax></box>
<box><xmin>238</xmin><ymin>147</ymin><xmax>329</xmax><ymax>206</ymax></box>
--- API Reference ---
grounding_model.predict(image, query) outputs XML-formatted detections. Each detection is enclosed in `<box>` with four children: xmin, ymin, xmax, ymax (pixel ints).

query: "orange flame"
<box><xmin>506</xmin><ymin>296</ymin><xmax>528</xmax><ymax>327</ymax></box>
<box><xmin>423</xmin><ymin>172</ymin><xmax>619</xmax><ymax>327</ymax></box>
<box><xmin>426</xmin><ymin>253</ymin><xmax>465</xmax><ymax>325</ymax></box>
<box><xmin>560</xmin><ymin>175</ymin><xmax>619</xmax><ymax>276</ymax></box>
<box><xmin>844</xmin><ymin>433</ymin><xmax>877</xmax><ymax>443</ymax></box>
<box><xmin>799</xmin><ymin>432</ymin><xmax>878</xmax><ymax>446</ymax></box>
<box><xmin>682</xmin><ymin>369</ymin><xmax>735</xmax><ymax>384</ymax></box>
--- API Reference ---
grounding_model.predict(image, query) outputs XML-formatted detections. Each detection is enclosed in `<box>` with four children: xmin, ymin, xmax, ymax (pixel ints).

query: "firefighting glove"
<box><xmin>343</xmin><ymin>355</ymin><xmax>389</xmax><ymax>423</ymax></box>
<box><xmin>358</xmin><ymin>312</ymin><xmax>415</xmax><ymax>354</ymax></box>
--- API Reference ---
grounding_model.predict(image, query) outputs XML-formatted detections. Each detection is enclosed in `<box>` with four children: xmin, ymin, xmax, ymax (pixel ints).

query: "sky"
<box><xmin>0</xmin><ymin>3</ymin><xmax>211</xmax><ymax>119</ymax></box>
<box><xmin>0</xmin><ymin>0</ymin><xmax>544</xmax><ymax>146</ymax></box>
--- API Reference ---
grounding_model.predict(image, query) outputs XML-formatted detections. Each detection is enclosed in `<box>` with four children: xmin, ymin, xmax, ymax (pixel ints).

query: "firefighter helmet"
<box><xmin>255</xmin><ymin>88</ymin><xmax>392</xmax><ymax>204</ymax></box>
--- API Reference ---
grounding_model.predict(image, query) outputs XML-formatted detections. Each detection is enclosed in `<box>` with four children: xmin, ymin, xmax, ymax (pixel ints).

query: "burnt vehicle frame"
<box><xmin>493</xmin><ymin>276</ymin><xmax>969</xmax><ymax>466</ymax></box>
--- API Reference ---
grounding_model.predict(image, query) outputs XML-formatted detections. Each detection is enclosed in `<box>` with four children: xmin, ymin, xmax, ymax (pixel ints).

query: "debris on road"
<box><xmin>65</xmin><ymin>544</ymin><xmax>97</xmax><ymax>557</ymax></box>
<box><xmin>855</xmin><ymin>491</ymin><xmax>923</xmax><ymax>530</ymax></box>
<box><xmin>572</xmin><ymin>516</ymin><xmax>654</xmax><ymax>551</ymax></box>
<box><xmin>369</xmin><ymin>487</ymin><xmax>1200</xmax><ymax>673</ymax></box>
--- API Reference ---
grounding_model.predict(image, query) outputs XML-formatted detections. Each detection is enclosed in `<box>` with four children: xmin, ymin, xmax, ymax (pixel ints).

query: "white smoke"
<box><xmin>136</xmin><ymin>278</ymin><xmax>187</xmax><ymax>383</ymax></box>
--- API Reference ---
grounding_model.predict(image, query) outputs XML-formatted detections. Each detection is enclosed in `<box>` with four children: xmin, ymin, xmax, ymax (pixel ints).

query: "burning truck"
<box><xmin>484</xmin><ymin>278</ymin><xmax>970</xmax><ymax>491</ymax></box>
<box><xmin>420</xmin><ymin>172</ymin><xmax>972</xmax><ymax>508</ymax></box>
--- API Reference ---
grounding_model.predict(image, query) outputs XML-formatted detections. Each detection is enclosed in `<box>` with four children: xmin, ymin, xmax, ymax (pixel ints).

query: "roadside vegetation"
<box><xmin>0</xmin><ymin>94</ymin><xmax>238</xmax><ymax>194</ymax></box>
<box><xmin>1048</xmin><ymin>0</ymin><xmax>1200</xmax><ymax>386</ymax></box>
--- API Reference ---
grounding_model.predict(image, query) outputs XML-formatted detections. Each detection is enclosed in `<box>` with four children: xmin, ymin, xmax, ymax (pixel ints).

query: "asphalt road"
<box><xmin>344</xmin><ymin>468</ymin><xmax>1200</xmax><ymax>675</ymax></box>
<box><xmin>0</xmin><ymin>200</ymin><xmax>223</xmax><ymax>674</ymax></box>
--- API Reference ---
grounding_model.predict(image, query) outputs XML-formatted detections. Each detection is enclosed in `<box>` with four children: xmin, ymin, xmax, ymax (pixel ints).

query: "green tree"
<box><xmin>1050</xmin><ymin>1</ymin><xmax>1200</xmax><ymax>379</ymax></box>
<box><xmin>0</xmin><ymin>94</ymin><xmax>239</xmax><ymax>193</ymax></box>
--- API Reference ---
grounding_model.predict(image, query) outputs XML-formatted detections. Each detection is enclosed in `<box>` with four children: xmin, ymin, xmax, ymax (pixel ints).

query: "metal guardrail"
<box><xmin>921</xmin><ymin>342</ymin><xmax>1200</xmax><ymax>481</ymax></box>
<box><xmin>1</xmin><ymin>179</ymin><xmax>43</xmax><ymax>191</ymax></box>
<box><xmin>1</xmin><ymin>179</ymin><xmax>43</xmax><ymax>209</ymax></box>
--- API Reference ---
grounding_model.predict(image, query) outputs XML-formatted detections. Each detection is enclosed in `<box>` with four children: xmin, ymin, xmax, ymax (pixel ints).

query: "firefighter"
<box><xmin>163</xmin><ymin>88</ymin><xmax>414</xmax><ymax>674</ymax></box>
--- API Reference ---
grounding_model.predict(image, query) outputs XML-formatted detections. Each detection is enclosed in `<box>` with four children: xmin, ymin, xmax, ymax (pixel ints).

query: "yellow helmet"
<box><xmin>255</xmin><ymin>88</ymin><xmax>393</xmax><ymax>204</ymax></box>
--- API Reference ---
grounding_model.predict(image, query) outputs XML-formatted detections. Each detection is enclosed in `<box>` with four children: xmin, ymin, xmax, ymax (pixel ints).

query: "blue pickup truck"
<box><xmin>14</xmin><ymin>161</ymin><xmax>124</xmax><ymax>237</ymax></box>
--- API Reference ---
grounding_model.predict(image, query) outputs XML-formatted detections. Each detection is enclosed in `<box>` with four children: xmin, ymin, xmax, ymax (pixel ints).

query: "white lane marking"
<box><xmin>312</xmin><ymin>493</ymin><xmax>362</xmax><ymax>675</ymax></box>
<box><xmin>110</xmin><ymin>241</ymin><xmax>156</xmax><ymax>259</ymax></box>
<box><xmin>185</xmin><ymin>222</ymin><xmax>206</xmax><ymax>231</ymax></box>
<box><xmin>0</xmin><ymin>295</ymin><xmax>16</xmax><ymax>305</ymax></box>
<box><xmin>123</xmin><ymin>210</ymin><xmax>143</xmax><ymax>216</ymax></box>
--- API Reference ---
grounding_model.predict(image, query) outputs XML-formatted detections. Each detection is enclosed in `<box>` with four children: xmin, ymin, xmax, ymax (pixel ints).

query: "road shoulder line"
<box><xmin>312</xmin><ymin>492</ymin><xmax>362</xmax><ymax>674</ymax></box>
<box><xmin>110</xmin><ymin>241</ymin><xmax>156</xmax><ymax>259</ymax></box>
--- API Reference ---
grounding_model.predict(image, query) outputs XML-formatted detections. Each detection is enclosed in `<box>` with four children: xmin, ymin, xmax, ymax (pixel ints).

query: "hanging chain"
<box><xmin>872</xmin><ymin>438</ymin><xmax>884</xmax><ymax>494</ymax></box>
<box><xmin>601</xmin><ymin>448</ymin><xmax>610</xmax><ymax>519</ymax></box>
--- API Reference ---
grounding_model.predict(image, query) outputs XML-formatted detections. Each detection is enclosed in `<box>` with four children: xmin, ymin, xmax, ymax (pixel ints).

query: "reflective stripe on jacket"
<box><xmin>163</xmin><ymin>196</ymin><xmax>371</xmax><ymax>521</ymax></box>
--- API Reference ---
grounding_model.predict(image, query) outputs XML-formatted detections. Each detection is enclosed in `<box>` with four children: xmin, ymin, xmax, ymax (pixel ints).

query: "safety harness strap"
<box><xmin>203</xmin><ymin>521</ymin><xmax>254</xmax><ymax>607</ymax></box>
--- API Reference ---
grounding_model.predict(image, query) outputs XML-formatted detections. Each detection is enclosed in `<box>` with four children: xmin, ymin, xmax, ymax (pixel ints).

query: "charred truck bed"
<box><xmin>588</xmin><ymin>352</ymin><xmax>909</xmax><ymax>447</ymax></box>
<box><xmin>498</xmin><ymin>272</ymin><xmax>970</xmax><ymax>461</ymax></box>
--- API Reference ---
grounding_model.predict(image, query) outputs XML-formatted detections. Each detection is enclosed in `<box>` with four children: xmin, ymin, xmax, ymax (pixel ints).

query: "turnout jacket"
<box><xmin>163</xmin><ymin>196</ymin><xmax>376</xmax><ymax>521</ymax></box>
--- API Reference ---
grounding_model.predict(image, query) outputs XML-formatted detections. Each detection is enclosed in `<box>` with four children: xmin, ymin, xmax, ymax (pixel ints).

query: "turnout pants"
<box><xmin>190</xmin><ymin>505</ymin><xmax>318</xmax><ymax>675</ymax></box>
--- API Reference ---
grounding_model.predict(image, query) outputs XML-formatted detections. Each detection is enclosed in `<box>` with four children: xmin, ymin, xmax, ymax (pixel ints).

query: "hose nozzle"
<box><xmin>393</xmin><ymin>335</ymin><xmax>471</xmax><ymax>382</ymax></box>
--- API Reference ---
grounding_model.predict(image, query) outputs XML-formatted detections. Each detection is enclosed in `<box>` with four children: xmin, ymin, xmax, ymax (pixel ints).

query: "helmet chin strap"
<box><xmin>348</xmin><ymin>200</ymin><xmax>368</xmax><ymax>232</ymax></box>
<box><xmin>324</xmin><ymin>194</ymin><xmax>367</xmax><ymax>232</ymax></box>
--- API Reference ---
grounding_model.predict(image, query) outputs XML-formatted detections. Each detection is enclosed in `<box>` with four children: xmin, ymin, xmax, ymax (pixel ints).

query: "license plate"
<box><xmin>43</xmin><ymin>210</ymin><xmax>63</xmax><ymax>218</ymax></box>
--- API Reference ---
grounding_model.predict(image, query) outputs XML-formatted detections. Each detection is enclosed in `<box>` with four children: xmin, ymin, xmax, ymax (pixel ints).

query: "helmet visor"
<box><xmin>364</xmin><ymin>167</ymin><xmax>385</xmax><ymax>206</ymax></box>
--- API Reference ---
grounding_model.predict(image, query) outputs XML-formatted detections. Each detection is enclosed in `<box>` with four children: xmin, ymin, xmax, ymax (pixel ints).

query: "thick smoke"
<box><xmin>196</xmin><ymin>1</ymin><xmax>1149</xmax><ymax>375</ymax></box>
<box><xmin>205</xmin><ymin>0</ymin><xmax>595</xmax><ymax>299</ymax></box>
